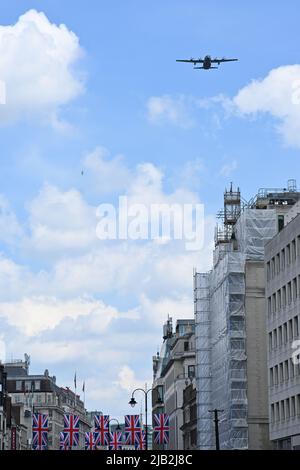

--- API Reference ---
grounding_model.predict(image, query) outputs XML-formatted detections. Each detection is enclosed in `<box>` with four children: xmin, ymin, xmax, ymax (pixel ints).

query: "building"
<box><xmin>265</xmin><ymin>206</ymin><xmax>300</xmax><ymax>449</ymax></box>
<box><xmin>180</xmin><ymin>382</ymin><xmax>197</xmax><ymax>450</ymax></box>
<box><xmin>152</xmin><ymin>317</ymin><xmax>196</xmax><ymax>450</ymax></box>
<box><xmin>4</xmin><ymin>355</ymin><xmax>91</xmax><ymax>450</ymax></box>
<box><xmin>194</xmin><ymin>180</ymin><xmax>300</xmax><ymax>450</ymax></box>
<box><xmin>0</xmin><ymin>363</ymin><xmax>8</xmax><ymax>450</ymax></box>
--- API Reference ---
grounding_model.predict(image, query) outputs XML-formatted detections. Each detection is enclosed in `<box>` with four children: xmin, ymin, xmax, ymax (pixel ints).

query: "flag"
<box><xmin>94</xmin><ymin>415</ymin><xmax>109</xmax><ymax>446</ymax></box>
<box><xmin>135</xmin><ymin>430</ymin><xmax>146</xmax><ymax>450</ymax></box>
<box><xmin>63</xmin><ymin>414</ymin><xmax>79</xmax><ymax>448</ymax></box>
<box><xmin>153</xmin><ymin>413</ymin><xmax>170</xmax><ymax>445</ymax></box>
<box><xmin>32</xmin><ymin>413</ymin><xmax>48</xmax><ymax>450</ymax></box>
<box><xmin>109</xmin><ymin>431</ymin><xmax>123</xmax><ymax>450</ymax></box>
<box><xmin>59</xmin><ymin>432</ymin><xmax>70</xmax><ymax>450</ymax></box>
<box><xmin>85</xmin><ymin>432</ymin><xmax>96</xmax><ymax>450</ymax></box>
<box><xmin>82</xmin><ymin>381</ymin><xmax>85</xmax><ymax>393</ymax></box>
<box><xmin>124</xmin><ymin>414</ymin><xmax>141</xmax><ymax>445</ymax></box>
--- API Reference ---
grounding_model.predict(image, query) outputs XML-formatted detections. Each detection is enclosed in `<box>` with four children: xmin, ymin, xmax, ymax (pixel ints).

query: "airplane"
<box><xmin>176</xmin><ymin>55</ymin><xmax>238</xmax><ymax>70</ymax></box>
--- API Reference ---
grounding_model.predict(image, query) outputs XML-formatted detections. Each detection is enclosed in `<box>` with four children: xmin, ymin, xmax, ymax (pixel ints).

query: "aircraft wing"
<box><xmin>211</xmin><ymin>58</ymin><xmax>238</xmax><ymax>63</ymax></box>
<box><xmin>176</xmin><ymin>58</ymin><xmax>204</xmax><ymax>64</ymax></box>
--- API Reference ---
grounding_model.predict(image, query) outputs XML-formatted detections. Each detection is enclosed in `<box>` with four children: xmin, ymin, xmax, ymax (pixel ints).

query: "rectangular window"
<box><xmin>291</xmin><ymin>396</ymin><xmax>296</xmax><ymax>417</ymax></box>
<box><xmin>188</xmin><ymin>365</ymin><xmax>195</xmax><ymax>379</ymax></box>
<box><xmin>280</xmin><ymin>363</ymin><xmax>284</xmax><ymax>382</ymax></box>
<box><xmin>276</xmin><ymin>402</ymin><xmax>280</xmax><ymax>421</ymax></box>
<box><xmin>278</xmin><ymin>326</ymin><xmax>282</xmax><ymax>347</ymax></box>
<box><xmin>34</xmin><ymin>381</ymin><xmax>41</xmax><ymax>391</ymax></box>
<box><xmin>286</xmin><ymin>399</ymin><xmax>290</xmax><ymax>419</ymax></box>
<box><xmin>289</xmin><ymin>319</ymin><xmax>293</xmax><ymax>341</ymax></box>
<box><xmin>293</xmin><ymin>278</ymin><xmax>298</xmax><ymax>300</ymax></box>
<box><xmin>16</xmin><ymin>381</ymin><xmax>22</xmax><ymax>391</ymax></box>
<box><xmin>297</xmin><ymin>235</ymin><xmax>300</xmax><ymax>257</ymax></box>
<box><xmin>278</xmin><ymin>215</ymin><xmax>284</xmax><ymax>232</ymax></box>
<box><xmin>284</xmin><ymin>360</ymin><xmax>289</xmax><ymax>381</ymax></box>
<box><xmin>277</xmin><ymin>290</ymin><xmax>282</xmax><ymax>310</ymax></box>
<box><xmin>282</xmin><ymin>286</ymin><xmax>286</xmax><ymax>307</ymax></box>
<box><xmin>288</xmin><ymin>282</ymin><xmax>292</xmax><ymax>304</ymax></box>
<box><xmin>274</xmin><ymin>365</ymin><xmax>279</xmax><ymax>385</ymax></box>
<box><xmin>271</xmin><ymin>404</ymin><xmax>275</xmax><ymax>423</ymax></box>
<box><xmin>267</xmin><ymin>262</ymin><xmax>270</xmax><ymax>281</ymax></box>
<box><xmin>269</xmin><ymin>332</ymin><xmax>272</xmax><ymax>351</ymax></box>
<box><xmin>290</xmin><ymin>358</ymin><xmax>295</xmax><ymax>378</ymax></box>
<box><xmin>272</xmin><ymin>293</ymin><xmax>277</xmax><ymax>313</ymax></box>
<box><xmin>284</xmin><ymin>323</ymin><xmax>288</xmax><ymax>343</ymax></box>
<box><xmin>281</xmin><ymin>249</ymin><xmax>285</xmax><ymax>270</ymax></box>
<box><xmin>270</xmin><ymin>368</ymin><xmax>274</xmax><ymax>386</ymax></box>
<box><xmin>276</xmin><ymin>253</ymin><xmax>280</xmax><ymax>274</ymax></box>
<box><xmin>294</xmin><ymin>316</ymin><xmax>299</xmax><ymax>337</ymax></box>
<box><xmin>286</xmin><ymin>244</ymin><xmax>291</xmax><ymax>265</ymax></box>
<box><xmin>292</xmin><ymin>239</ymin><xmax>296</xmax><ymax>262</ymax></box>
<box><xmin>281</xmin><ymin>400</ymin><xmax>285</xmax><ymax>420</ymax></box>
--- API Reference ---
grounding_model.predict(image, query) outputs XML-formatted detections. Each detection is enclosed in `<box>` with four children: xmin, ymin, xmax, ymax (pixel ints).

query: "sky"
<box><xmin>0</xmin><ymin>1</ymin><xmax>300</xmax><ymax>420</ymax></box>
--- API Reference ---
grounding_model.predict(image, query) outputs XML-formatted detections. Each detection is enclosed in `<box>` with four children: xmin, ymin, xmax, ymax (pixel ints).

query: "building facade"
<box><xmin>195</xmin><ymin>181</ymin><xmax>300</xmax><ymax>449</ymax></box>
<box><xmin>4</xmin><ymin>355</ymin><xmax>91</xmax><ymax>450</ymax></box>
<box><xmin>265</xmin><ymin>210</ymin><xmax>300</xmax><ymax>449</ymax></box>
<box><xmin>152</xmin><ymin>318</ymin><xmax>196</xmax><ymax>450</ymax></box>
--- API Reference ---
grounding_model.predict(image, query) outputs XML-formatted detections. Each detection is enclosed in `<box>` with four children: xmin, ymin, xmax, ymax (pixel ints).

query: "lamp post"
<box><xmin>208</xmin><ymin>409</ymin><xmax>224</xmax><ymax>450</ymax></box>
<box><xmin>129</xmin><ymin>387</ymin><xmax>163</xmax><ymax>451</ymax></box>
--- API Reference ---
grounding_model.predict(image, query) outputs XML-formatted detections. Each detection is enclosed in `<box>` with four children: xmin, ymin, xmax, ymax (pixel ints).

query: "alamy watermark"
<box><xmin>95</xmin><ymin>196</ymin><xmax>204</xmax><ymax>251</ymax></box>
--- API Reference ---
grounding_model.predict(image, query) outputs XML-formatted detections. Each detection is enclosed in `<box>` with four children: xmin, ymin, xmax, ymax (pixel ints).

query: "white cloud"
<box><xmin>0</xmin><ymin>9</ymin><xmax>84</xmax><ymax>127</ymax></box>
<box><xmin>0</xmin><ymin>296</ymin><xmax>118</xmax><ymax>336</ymax></box>
<box><xmin>115</xmin><ymin>365</ymin><xmax>150</xmax><ymax>393</ymax></box>
<box><xmin>232</xmin><ymin>64</ymin><xmax>300</xmax><ymax>148</ymax></box>
<box><xmin>218</xmin><ymin>159</ymin><xmax>238</xmax><ymax>177</ymax></box>
<box><xmin>25</xmin><ymin>183</ymin><xmax>97</xmax><ymax>254</ymax></box>
<box><xmin>83</xmin><ymin>147</ymin><xmax>131</xmax><ymax>194</ymax></box>
<box><xmin>146</xmin><ymin>95</ymin><xmax>194</xmax><ymax>128</ymax></box>
<box><xmin>0</xmin><ymin>195</ymin><xmax>23</xmax><ymax>244</ymax></box>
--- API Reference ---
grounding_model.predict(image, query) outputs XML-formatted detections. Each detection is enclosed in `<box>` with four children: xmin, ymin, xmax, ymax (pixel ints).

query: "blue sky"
<box><xmin>0</xmin><ymin>1</ymin><xmax>300</xmax><ymax>419</ymax></box>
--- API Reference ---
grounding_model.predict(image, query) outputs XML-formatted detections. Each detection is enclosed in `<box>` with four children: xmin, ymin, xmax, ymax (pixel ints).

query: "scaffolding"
<box><xmin>195</xmin><ymin>207</ymin><xmax>277</xmax><ymax>449</ymax></box>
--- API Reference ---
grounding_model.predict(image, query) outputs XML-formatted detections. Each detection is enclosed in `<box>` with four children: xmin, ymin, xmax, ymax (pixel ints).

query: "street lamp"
<box><xmin>208</xmin><ymin>409</ymin><xmax>224</xmax><ymax>450</ymax></box>
<box><xmin>128</xmin><ymin>387</ymin><xmax>163</xmax><ymax>451</ymax></box>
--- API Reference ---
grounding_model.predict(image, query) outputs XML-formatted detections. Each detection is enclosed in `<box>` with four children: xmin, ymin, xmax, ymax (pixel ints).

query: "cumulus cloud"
<box><xmin>218</xmin><ymin>159</ymin><xmax>238</xmax><ymax>177</ymax></box>
<box><xmin>115</xmin><ymin>365</ymin><xmax>150</xmax><ymax>393</ymax></box>
<box><xmin>232</xmin><ymin>65</ymin><xmax>300</xmax><ymax>148</ymax></box>
<box><xmin>0</xmin><ymin>9</ymin><xmax>84</xmax><ymax>127</ymax></box>
<box><xmin>0</xmin><ymin>296</ymin><xmax>119</xmax><ymax>336</ymax></box>
<box><xmin>146</xmin><ymin>95</ymin><xmax>194</xmax><ymax>128</ymax></box>
<box><xmin>83</xmin><ymin>147</ymin><xmax>131</xmax><ymax>194</ymax></box>
<box><xmin>0</xmin><ymin>195</ymin><xmax>23</xmax><ymax>245</ymax></box>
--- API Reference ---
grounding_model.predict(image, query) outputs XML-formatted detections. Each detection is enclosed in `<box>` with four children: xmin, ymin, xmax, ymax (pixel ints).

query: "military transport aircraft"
<box><xmin>176</xmin><ymin>55</ymin><xmax>238</xmax><ymax>70</ymax></box>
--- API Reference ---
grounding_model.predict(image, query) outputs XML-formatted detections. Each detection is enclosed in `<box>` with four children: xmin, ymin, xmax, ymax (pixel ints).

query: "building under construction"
<box><xmin>194</xmin><ymin>180</ymin><xmax>300</xmax><ymax>449</ymax></box>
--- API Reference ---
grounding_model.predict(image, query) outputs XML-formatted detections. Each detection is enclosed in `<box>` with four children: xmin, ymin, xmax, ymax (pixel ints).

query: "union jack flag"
<box><xmin>109</xmin><ymin>431</ymin><xmax>123</xmax><ymax>450</ymax></box>
<box><xmin>124</xmin><ymin>414</ymin><xmax>141</xmax><ymax>445</ymax></box>
<box><xmin>153</xmin><ymin>413</ymin><xmax>169</xmax><ymax>445</ymax></box>
<box><xmin>63</xmin><ymin>414</ymin><xmax>79</xmax><ymax>448</ymax></box>
<box><xmin>59</xmin><ymin>432</ymin><xmax>70</xmax><ymax>450</ymax></box>
<box><xmin>85</xmin><ymin>432</ymin><xmax>97</xmax><ymax>450</ymax></box>
<box><xmin>135</xmin><ymin>430</ymin><xmax>146</xmax><ymax>450</ymax></box>
<box><xmin>94</xmin><ymin>415</ymin><xmax>109</xmax><ymax>446</ymax></box>
<box><xmin>32</xmin><ymin>413</ymin><xmax>48</xmax><ymax>450</ymax></box>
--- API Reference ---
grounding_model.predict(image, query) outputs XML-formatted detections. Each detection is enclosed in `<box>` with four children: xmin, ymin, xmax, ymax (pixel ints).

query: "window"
<box><xmin>276</xmin><ymin>402</ymin><xmax>280</xmax><ymax>422</ymax></box>
<box><xmin>271</xmin><ymin>404</ymin><xmax>275</xmax><ymax>423</ymax></box>
<box><xmin>271</xmin><ymin>258</ymin><xmax>275</xmax><ymax>278</ymax></box>
<box><xmin>184</xmin><ymin>341</ymin><xmax>189</xmax><ymax>351</ymax></box>
<box><xmin>272</xmin><ymin>293</ymin><xmax>276</xmax><ymax>314</ymax></box>
<box><xmin>34</xmin><ymin>381</ymin><xmax>41</xmax><ymax>391</ymax></box>
<box><xmin>281</xmin><ymin>249</ymin><xmax>285</xmax><ymax>270</ymax></box>
<box><xmin>286</xmin><ymin>244</ymin><xmax>291</xmax><ymax>265</ymax></box>
<box><xmin>276</xmin><ymin>253</ymin><xmax>280</xmax><ymax>274</ymax></box>
<box><xmin>290</xmin><ymin>358</ymin><xmax>295</xmax><ymax>379</ymax></box>
<box><xmin>288</xmin><ymin>282</ymin><xmax>292</xmax><ymax>304</ymax></box>
<box><xmin>267</xmin><ymin>262</ymin><xmax>270</xmax><ymax>281</ymax></box>
<box><xmin>277</xmin><ymin>290</ymin><xmax>282</xmax><ymax>310</ymax></box>
<box><xmin>188</xmin><ymin>365</ymin><xmax>195</xmax><ymax>379</ymax></box>
<box><xmin>291</xmin><ymin>396</ymin><xmax>296</xmax><ymax>417</ymax></box>
<box><xmin>268</xmin><ymin>297</ymin><xmax>272</xmax><ymax>317</ymax></box>
<box><xmin>279</xmin><ymin>363</ymin><xmax>284</xmax><ymax>382</ymax></box>
<box><xmin>270</xmin><ymin>368</ymin><xmax>274</xmax><ymax>386</ymax></box>
<box><xmin>286</xmin><ymin>399</ymin><xmax>290</xmax><ymax>419</ymax></box>
<box><xmin>289</xmin><ymin>319</ymin><xmax>293</xmax><ymax>341</ymax></box>
<box><xmin>282</xmin><ymin>286</ymin><xmax>286</xmax><ymax>308</ymax></box>
<box><xmin>292</xmin><ymin>239</ymin><xmax>296</xmax><ymax>262</ymax></box>
<box><xmin>293</xmin><ymin>278</ymin><xmax>298</xmax><ymax>300</ymax></box>
<box><xmin>16</xmin><ymin>381</ymin><xmax>22</xmax><ymax>391</ymax></box>
<box><xmin>274</xmin><ymin>365</ymin><xmax>279</xmax><ymax>385</ymax></box>
<box><xmin>278</xmin><ymin>326</ymin><xmax>282</xmax><ymax>347</ymax></box>
<box><xmin>273</xmin><ymin>329</ymin><xmax>278</xmax><ymax>349</ymax></box>
<box><xmin>297</xmin><ymin>235</ymin><xmax>300</xmax><ymax>257</ymax></box>
<box><xmin>284</xmin><ymin>360</ymin><xmax>289</xmax><ymax>381</ymax></box>
<box><xmin>269</xmin><ymin>332</ymin><xmax>272</xmax><ymax>351</ymax></box>
<box><xmin>284</xmin><ymin>323</ymin><xmax>288</xmax><ymax>343</ymax></box>
<box><xmin>294</xmin><ymin>316</ymin><xmax>299</xmax><ymax>338</ymax></box>
<box><xmin>278</xmin><ymin>215</ymin><xmax>284</xmax><ymax>232</ymax></box>
<box><xmin>281</xmin><ymin>400</ymin><xmax>285</xmax><ymax>420</ymax></box>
